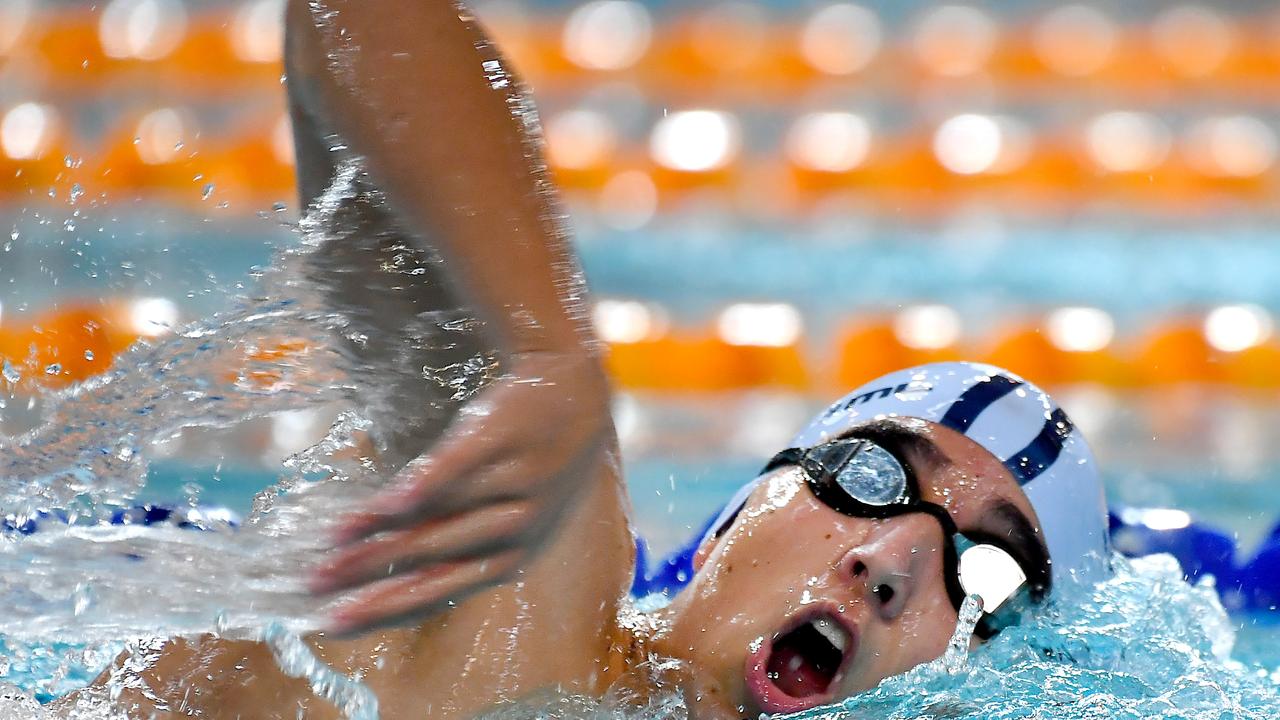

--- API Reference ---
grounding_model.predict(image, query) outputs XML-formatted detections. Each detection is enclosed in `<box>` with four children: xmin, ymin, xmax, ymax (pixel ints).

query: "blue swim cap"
<box><xmin>703</xmin><ymin>361</ymin><xmax>1110</xmax><ymax>590</ymax></box>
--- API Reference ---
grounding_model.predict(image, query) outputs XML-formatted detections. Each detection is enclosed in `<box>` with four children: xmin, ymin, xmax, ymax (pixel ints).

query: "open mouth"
<box><xmin>746</xmin><ymin>607</ymin><xmax>858</xmax><ymax>714</ymax></box>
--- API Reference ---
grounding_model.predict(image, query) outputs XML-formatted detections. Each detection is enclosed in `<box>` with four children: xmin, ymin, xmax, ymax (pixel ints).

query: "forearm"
<box><xmin>285</xmin><ymin>0</ymin><xmax>595</xmax><ymax>359</ymax></box>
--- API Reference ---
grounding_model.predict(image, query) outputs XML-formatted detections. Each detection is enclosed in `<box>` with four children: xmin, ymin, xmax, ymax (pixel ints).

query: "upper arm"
<box><xmin>284</xmin><ymin>0</ymin><xmax>595</xmax><ymax>357</ymax></box>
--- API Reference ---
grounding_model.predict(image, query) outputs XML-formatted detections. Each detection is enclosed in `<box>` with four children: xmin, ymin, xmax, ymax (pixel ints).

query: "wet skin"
<box><xmin>648</xmin><ymin>418</ymin><xmax>1049</xmax><ymax>719</ymax></box>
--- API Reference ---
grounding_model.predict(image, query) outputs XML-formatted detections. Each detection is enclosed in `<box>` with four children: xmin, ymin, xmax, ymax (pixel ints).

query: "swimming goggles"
<box><xmin>763</xmin><ymin>437</ymin><xmax>1034</xmax><ymax>638</ymax></box>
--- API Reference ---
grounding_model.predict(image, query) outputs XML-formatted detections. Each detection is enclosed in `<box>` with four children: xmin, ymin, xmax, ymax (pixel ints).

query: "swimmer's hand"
<box><xmin>309</xmin><ymin>351</ymin><xmax>612</xmax><ymax>634</ymax></box>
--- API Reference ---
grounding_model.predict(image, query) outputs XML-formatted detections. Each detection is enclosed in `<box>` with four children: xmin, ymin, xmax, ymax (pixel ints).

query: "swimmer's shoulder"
<box><xmin>53</xmin><ymin>635</ymin><xmax>330</xmax><ymax>719</ymax></box>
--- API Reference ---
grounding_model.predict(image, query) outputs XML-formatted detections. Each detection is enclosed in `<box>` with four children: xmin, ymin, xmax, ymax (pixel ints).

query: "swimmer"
<box><xmin>52</xmin><ymin>2</ymin><xmax>1110</xmax><ymax>718</ymax></box>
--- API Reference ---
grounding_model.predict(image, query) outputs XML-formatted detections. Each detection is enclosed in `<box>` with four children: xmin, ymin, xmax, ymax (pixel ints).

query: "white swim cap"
<box><xmin>706</xmin><ymin>361</ymin><xmax>1110</xmax><ymax>590</ymax></box>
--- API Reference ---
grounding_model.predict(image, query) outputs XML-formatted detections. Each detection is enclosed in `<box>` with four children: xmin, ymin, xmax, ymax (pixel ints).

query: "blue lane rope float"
<box><xmin>1</xmin><ymin>504</ymin><xmax>239</xmax><ymax>536</ymax></box>
<box><xmin>631</xmin><ymin>506</ymin><xmax>1280</xmax><ymax>614</ymax></box>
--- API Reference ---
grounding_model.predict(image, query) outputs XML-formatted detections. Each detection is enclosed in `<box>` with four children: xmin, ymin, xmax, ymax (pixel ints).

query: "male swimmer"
<box><xmin>53</xmin><ymin>2</ymin><xmax>1110</xmax><ymax>718</ymax></box>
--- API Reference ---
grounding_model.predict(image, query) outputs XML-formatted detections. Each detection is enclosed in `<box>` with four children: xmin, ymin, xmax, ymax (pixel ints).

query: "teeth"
<box><xmin>810</xmin><ymin>617</ymin><xmax>848</xmax><ymax>653</ymax></box>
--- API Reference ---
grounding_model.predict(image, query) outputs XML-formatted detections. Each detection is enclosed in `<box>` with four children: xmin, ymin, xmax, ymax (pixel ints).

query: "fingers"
<box><xmin>331</xmin><ymin>400</ymin><xmax>511</xmax><ymax>543</ymax></box>
<box><xmin>310</xmin><ymin>500</ymin><xmax>534</xmax><ymax>595</ymax></box>
<box><xmin>326</xmin><ymin>551</ymin><xmax>522</xmax><ymax>637</ymax></box>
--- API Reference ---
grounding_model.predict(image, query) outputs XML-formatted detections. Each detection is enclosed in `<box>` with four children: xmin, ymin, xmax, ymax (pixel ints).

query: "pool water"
<box><xmin>10</xmin><ymin>431</ymin><xmax>1279</xmax><ymax>717</ymax></box>
<box><xmin>2</xmin><ymin>164</ymin><xmax>1279</xmax><ymax>718</ymax></box>
<box><xmin>1</xmin><ymin>374</ymin><xmax>1276</xmax><ymax>718</ymax></box>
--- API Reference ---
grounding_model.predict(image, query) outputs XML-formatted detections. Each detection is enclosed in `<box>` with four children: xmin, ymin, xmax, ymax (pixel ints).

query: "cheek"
<box><xmin>890</xmin><ymin>591</ymin><xmax>958</xmax><ymax>664</ymax></box>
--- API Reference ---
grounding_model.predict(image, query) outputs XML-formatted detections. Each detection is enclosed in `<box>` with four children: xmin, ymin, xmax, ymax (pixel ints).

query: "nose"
<box><xmin>840</xmin><ymin>512</ymin><xmax>948</xmax><ymax>622</ymax></box>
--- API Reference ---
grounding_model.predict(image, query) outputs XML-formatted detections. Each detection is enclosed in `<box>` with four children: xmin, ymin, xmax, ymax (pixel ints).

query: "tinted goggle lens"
<box><xmin>807</xmin><ymin>439</ymin><xmax>910</xmax><ymax>506</ymax></box>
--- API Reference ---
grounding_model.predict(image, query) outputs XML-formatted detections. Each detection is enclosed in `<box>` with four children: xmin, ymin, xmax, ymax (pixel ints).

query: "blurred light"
<box><xmin>911</xmin><ymin>5</ymin><xmax>997</xmax><ymax>77</ymax></box>
<box><xmin>0</xmin><ymin>0</ymin><xmax>33</xmax><ymax>56</ymax></box>
<box><xmin>717</xmin><ymin>303</ymin><xmax>802</xmax><ymax>347</ymax></box>
<box><xmin>594</xmin><ymin>299</ymin><xmax>665</xmax><ymax>343</ymax></box>
<box><xmin>893</xmin><ymin>305</ymin><xmax>961</xmax><ymax>350</ymax></box>
<box><xmin>1084</xmin><ymin>111</ymin><xmax>1171</xmax><ymax>173</ymax></box>
<box><xmin>650</xmin><ymin>111</ymin><xmax>740</xmax><ymax>172</ymax></box>
<box><xmin>1</xmin><ymin>102</ymin><xmax>57</xmax><ymax>161</ymax></box>
<box><xmin>1032</xmin><ymin>4</ymin><xmax>1117</xmax><ymax>77</ymax></box>
<box><xmin>598</xmin><ymin>170</ymin><xmax>658</xmax><ymax>231</ymax></box>
<box><xmin>99</xmin><ymin>0</ymin><xmax>188</xmax><ymax>61</ymax></box>
<box><xmin>130</xmin><ymin>297</ymin><xmax>179</xmax><ymax>337</ymax></box>
<box><xmin>1184</xmin><ymin>115</ymin><xmax>1277</xmax><ymax>178</ymax></box>
<box><xmin>230</xmin><ymin>0</ymin><xmax>285</xmax><ymax>63</ymax></box>
<box><xmin>933</xmin><ymin>114</ymin><xmax>1029</xmax><ymax>175</ymax></box>
<box><xmin>785</xmin><ymin>112</ymin><xmax>872</xmax><ymax>172</ymax></box>
<box><xmin>1047</xmin><ymin>307</ymin><xmax>1114</xmax><ymax>352</ymax></box>
<box><xmin>1204</xmin><ymin>305</ymin><xmax>1272</xmax><ymax>352</ymax></box>
<box><xmin>1151</xmin><ymin>5</ymin><xmax>1233</xmax><ymax>78</ymax></box>
<box><xmin>729</xmin><ymin>395</ymin><xmax>813</xmax><ymax>459</ymax></box>
<box><xmin>562</xmin><ymin>0</ymin><xmax>652</xmax><ymax>71</ymax></box>
<box><xmin>611</xmin><ymin>392</ymin><xmax>646</xmax><ymax>450</ymax></box>
<box><xmin>1120</xmin><ymin>507</ymin><xmax>1192</xmax><ymax>531</ymax></box>
<box><xmin>134</xmin><ymin>108</ymin><xmax>189</xmax><ymax>165</ymax></box>
<box><xmin>544</xmin><ymin>109</ymin><xmax>616</xmax><ymax>170</ymax></box>
<box><xmin>271</xmin><ymin>408</ymin><xmax>320</xmax><ymax>453</ymax></box>
<box><xmin>799</xmin><ymin>3</ymin><xmax>882</xmax><ymax>76</ymax></box>
<box><xmin>1056</xmin><ymin>386</ymin><xmax>1115</xmax><ymax>439</ymax></box>
<box><xmin>271</xmin><ymin>114</ymin><xmax>295</xmax><ymax>166</ymax></box>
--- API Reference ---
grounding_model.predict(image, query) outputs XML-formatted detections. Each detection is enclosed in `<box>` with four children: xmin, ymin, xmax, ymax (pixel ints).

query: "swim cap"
<box><xmin>704</xmin><ymin>361</ymin><xmax>1110</xmax><ymax>589</ymax></box>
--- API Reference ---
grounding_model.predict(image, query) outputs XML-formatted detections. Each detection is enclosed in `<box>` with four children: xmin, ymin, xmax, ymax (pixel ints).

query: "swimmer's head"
<box><xmin>651</xmin><ymin>362</ymin><xmax>1109</xmax><ymax>719</ymax></box>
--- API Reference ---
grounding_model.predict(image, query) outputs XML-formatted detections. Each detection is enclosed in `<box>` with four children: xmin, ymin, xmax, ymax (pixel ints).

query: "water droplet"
<box><xmin>202</xmin><ymin>183</ymin><xmax>215</xmax><ymax>200</ymax></box>
<box><xmin>84</xmin><ymin>350</ymin><xmax>95</xmax><ymax>361</ymax></box>
<box><xmin>72</xmin><ymin>583</ymin><xmax>95</xmax><ymax>616</ymax></box>
<box><xmin>44</xmin><ymin>363</ymin><xmax>62</xmax><ymax>376</ymax></box>
<box><xmin>2</xmin><ymin>361</ymin><xmax>21</xmax><ymax>384</ymax></box>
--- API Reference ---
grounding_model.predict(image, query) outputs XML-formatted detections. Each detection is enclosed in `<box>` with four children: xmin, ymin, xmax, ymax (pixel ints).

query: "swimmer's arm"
<box><xmin>287</xmin><ymin>0</ymin><xmax>592</xmax><ymax>358</ymax></box>
<box><xmin>286</xmin><ymin>0</ymin><xmax>622</xmax><ymax>632</ymax></box>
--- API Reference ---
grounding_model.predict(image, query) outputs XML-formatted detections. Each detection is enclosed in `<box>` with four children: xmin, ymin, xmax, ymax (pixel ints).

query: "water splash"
<box><xmin>262</xmin><ymin>622</ymin><xmax>379</xmax><ymax>720</ymax></box>
<box><xmin>0</xmin><ymin>156</ymin><xmax>495</xmax><ymax>717</ymax></box>
<box><xmin>782</xmin><ymin>554</ymin><xmax>1280</xmax><ymax>720</ymax></box>
<box><xmin>939</xmin><ymin>594</ymin><xmax>983</xmax><ymax>673</ymax></box>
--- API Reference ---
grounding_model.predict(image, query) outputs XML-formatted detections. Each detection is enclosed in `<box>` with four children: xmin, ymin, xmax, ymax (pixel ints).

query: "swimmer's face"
<box><xmin>656</xmin><ymin>418</ymin><xmax>1049</xmax><ymax>720</ymax></box>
